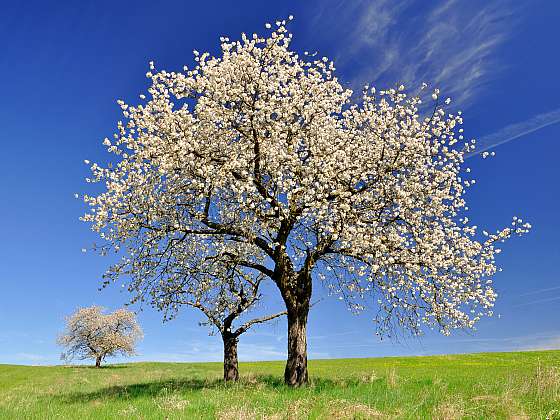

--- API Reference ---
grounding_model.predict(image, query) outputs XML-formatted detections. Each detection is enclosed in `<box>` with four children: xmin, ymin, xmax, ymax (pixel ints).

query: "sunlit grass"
<box><xmin>1</xmin><ymin>350</ymin><xmax>560</xmax><ymax>419</ymax></box>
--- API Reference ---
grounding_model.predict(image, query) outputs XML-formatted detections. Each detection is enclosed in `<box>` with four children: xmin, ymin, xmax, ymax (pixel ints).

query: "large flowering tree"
<box><xmin>82</xmin><ymin>18</ymin><xmax>529</xmax><ymax>386</ymax></box>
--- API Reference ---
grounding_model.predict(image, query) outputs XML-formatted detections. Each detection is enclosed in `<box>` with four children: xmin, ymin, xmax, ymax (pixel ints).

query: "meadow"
<box><xmin>1</xmin><ymin>350</ymin><xmax>559</xmax><ymax>419</ymax></box>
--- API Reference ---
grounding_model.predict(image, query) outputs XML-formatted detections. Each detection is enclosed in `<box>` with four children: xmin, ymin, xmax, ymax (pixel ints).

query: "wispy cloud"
<box><xmin>493</xmin><ymin>332</ymin><xmax>560</xmax><ymax>352</ymax></box>
<box><xmin>468</xmin><ymin>108</ymin><xmax>560</xmax><ymax>156</ymax></box>
<box><xmin>518</xmin><ymin>285</ymin><xmax>560</xmax><ymax>298</ymax></box>
<box><xmin>309</xmin><ymin>330</ymin><xmax>362</xmax><ymax>340</ymax></box>
<box><xmin>430</xmin><ymin>331</ymin><xmax>560</xmax><ymax>352</ymax></box>
<box><xmin>136</xmin><ymin>339</ymin><xmax>287</xmax><ymax>363</ymax></box>
<box><xmin>10</xmin><ymin>353</ymin><xmax>51</xmax><ymax>363</ymax></box>
<box><xmin>309</xmin><ymin>1</ymin><xmax>559</xmax><ymax>154</ymax></box>
<box><xmin>513</xmin><ymin>295</ymin><xmax>560</xmax><ymax>308</ymax></box>
<box><xmin>311</xmin><ymin>0</ymin><xmax>517</xmax><ymax>107</ymax></box>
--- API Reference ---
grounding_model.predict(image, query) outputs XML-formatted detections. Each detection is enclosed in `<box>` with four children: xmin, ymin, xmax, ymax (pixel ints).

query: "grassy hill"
<box><xmin>1</xmin><ymin>350</ymin><xmax>559</xmax><ymax>419</ymax></box>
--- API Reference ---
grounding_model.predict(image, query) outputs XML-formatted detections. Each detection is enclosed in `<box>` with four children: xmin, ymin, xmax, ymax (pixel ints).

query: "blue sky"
<box><xmin>1</xmin><ymin>0</ymin><xmax>559</xmax><ymax>365</ymax></box>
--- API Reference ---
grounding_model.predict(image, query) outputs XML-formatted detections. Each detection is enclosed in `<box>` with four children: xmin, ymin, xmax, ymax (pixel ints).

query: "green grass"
<box><xmin>1</xmin><ymin>350</ymin><xmax>560</xmax><ymax>419</ymax></box>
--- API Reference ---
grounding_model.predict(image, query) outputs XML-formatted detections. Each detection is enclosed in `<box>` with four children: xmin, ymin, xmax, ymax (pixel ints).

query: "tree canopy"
<box><xmin>81</xmin><ymin>18</ymin><xmax>529</xmax><ymax>385</ymax></box>
<box><xmin>58</xmin><ymin>306</ymin><xmax>143</xmax><ymax>367</ymax></box>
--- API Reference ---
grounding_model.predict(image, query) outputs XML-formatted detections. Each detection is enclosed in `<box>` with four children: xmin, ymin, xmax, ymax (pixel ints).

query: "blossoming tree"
<box><xmin>58</xmin><ymin>306</ymin><xmax>143</xmax><ymax>367</ymax></box>
<box><xmin>81</xmin><ymin>18</ymin><xmax>529</xmax><ymax>386</ymax></box>
<box><xmin>183</xmin><ymin>271</ymin><xmax>286</xmax><ymax>382</ymax></box>
<box><xmin>124</xmin><ymin>240</ymin><xmax>286</xmax><ymax>381</ymax></box>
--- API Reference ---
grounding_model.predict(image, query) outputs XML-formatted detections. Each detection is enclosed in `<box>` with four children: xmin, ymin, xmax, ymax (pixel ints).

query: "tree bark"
<box><xmin>95</xmin><ymin>356</ymin><xmax>102</xmax><ymax>368</ymax></box>
<box><xmin>222</xmin><ymin>334</ymin><xmax>239</xmax><ymax>382</ymax></box>
<box><xmin>284</xmin><ymin>308</ymin><xmax>309</xmax><ymax>386</ymax></box>
<box><xmin>273</xmin><ymin>243</ymin><xmax>313</xmax><ymax>387</ymax></box>
<box><xmin>279</xmin><ymin>269</ymin><xmax>312</xmax><ymax>387</ymax></box>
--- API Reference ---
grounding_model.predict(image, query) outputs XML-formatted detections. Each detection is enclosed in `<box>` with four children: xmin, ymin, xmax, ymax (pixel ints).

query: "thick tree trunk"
<box><xmin>274</xmin><ymin>247</ymin><xmax>313</xmax><ymax>387</ymax></box>
<box><xmin>95</xmin><ymin>356</ymin><xmax>102</xmax><ymax>368</ymax></box>
<box><xmin>222</xmin><ymin>334</ymin><xmax>239</xmax><ymax>382</ymax></box>
<box><xmin>284</xmin><ymin>309</ymin><xmax>309</xmax><ymax>386</ymax></box>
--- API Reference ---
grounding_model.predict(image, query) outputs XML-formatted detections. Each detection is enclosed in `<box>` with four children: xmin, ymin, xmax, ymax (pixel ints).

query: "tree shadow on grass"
<box><xmin>65</xmin><ymin>365</ymin><xmax>129</xmax><ymax>370</ymax></box>
<box><xmin>56</xmin><ymin>375</ymin><xmax>371</xmax><ymax>404</ymax></box>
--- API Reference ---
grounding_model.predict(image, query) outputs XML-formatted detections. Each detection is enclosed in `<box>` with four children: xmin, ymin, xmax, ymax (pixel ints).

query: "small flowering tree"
<box><xmin>184</xmin><ymin>274</ymin><xmax>286</xmax><ymax>382</ymax></box>
<box><xmin>132</xmin><ymin>242</ymin><xmax>286</xmax><ymax>381</ymax></box>
<box><xmin>58</xmin><ymin>306</ymin><xmax>143</xmax><ymax>367</ymax></box>
<box><xmin>81</xmin><ymin>18</ymin><xmax>529</xmax><ymax>386</ymax></box>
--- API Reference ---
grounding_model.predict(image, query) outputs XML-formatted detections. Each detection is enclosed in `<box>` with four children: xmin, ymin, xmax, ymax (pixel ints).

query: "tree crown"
<box><xmin>58</xmin><ymin>306</ymin><xmax>143</xmax><ymax>362</ymax></box>
<box><xmin>81</xmin><ymin>18</ymin><xmax>530</xmax><ymax>337</ymax></box>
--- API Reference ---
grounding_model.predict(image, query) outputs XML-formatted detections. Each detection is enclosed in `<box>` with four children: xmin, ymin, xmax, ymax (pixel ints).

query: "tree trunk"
<box><xmin>222</xmin><ymin>334</ymin><xmax>239</xmax><ymax>382</ymax></box>
<box><xmin>95</xmin><ymin>356</ymin><xmax>102</xmax><ymax>368</ymax></box>
<box><xmin>284</xmin><ymin>308</ymin><xmax>310</xmax><ymax>386</ymax></box>
<box><xmin>274</xmin><ymin>249</ymin><xmax>313</xmax><ymax>387</ymax></box>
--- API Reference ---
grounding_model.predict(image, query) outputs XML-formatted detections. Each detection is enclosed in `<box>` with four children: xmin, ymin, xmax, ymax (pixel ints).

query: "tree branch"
<box><xmin>234</xmin><ymin>310</ymin><xmax>287</xmax><ymax>337</ymax></box>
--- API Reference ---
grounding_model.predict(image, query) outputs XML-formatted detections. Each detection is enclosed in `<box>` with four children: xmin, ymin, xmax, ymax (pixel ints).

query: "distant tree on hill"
<box><xmin>81</xmin><ymin>17</ymin><xmax>530</xmax><ymax>386</ymax></box>
<box><xmin>58</xmin><ymin>306</ymin><xmax>143</xmax><ymax>368</ymax></box>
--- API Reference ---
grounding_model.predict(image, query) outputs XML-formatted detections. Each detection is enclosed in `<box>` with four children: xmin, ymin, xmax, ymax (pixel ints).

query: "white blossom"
<box><xmin>81</xmin><ymin>18</ymin><xmax>529</xmax><ymax>341</ymax></box>
<box><xmin>57</xmin><ymin>306</ymin><xmax>142</xmax><ymax>366</ymax></box>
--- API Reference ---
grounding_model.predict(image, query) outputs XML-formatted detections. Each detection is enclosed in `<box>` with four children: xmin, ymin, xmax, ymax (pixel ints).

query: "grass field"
<box><xmin>1</xmin><ymin>350</ymin><xmax>560</xmax><ymax>419</ymax></box>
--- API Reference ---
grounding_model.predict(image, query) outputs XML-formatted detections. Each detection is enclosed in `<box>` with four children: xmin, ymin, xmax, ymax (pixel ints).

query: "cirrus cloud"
<box><xmin>311</xmin><ymin>0</ymin><xmax>518</xmax><ymax>107</ymax></box>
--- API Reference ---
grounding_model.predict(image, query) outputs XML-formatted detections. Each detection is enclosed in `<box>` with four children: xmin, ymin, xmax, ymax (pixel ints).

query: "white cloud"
<box><xmin>310</xmin><ymin>1</ymin><xmax>559</xmax><ymax>155</ymax></box>
<box><xmin>513</xmin><ymin>295</ymin><xmax>560</xmax><ymax>308</ymax></box>
<box><xmin>311</xmin><ymin>0</ymin><xmax>516</xmax><ymax>107</ymax></box>
<box><xmin>518</xmin><ymin>285</ymin><xmax>560</xmax><ymax>298</ymax></box>
<box><xmin>12</xmin><ymin>353</ymin><xmax>51</xmax><ymax>363</ymax></box>
<box><xmin>468</xmin><ymin>108</ymin><xmax>560</xmax><ymax>156</ymax></box>
<box><xmin>491</xmin><ymin>332</ymin><xmax>560</xmax><ymax>352</ymax></box>
<box><xmin>239</xmin><ymin>342</ymin><xmax>286</xmax><ymax>361</ymax></box>
<box><xmin>135</xmin><ymin>338</ymin><xmax>287</xmax><ymax>363</ymax></box>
